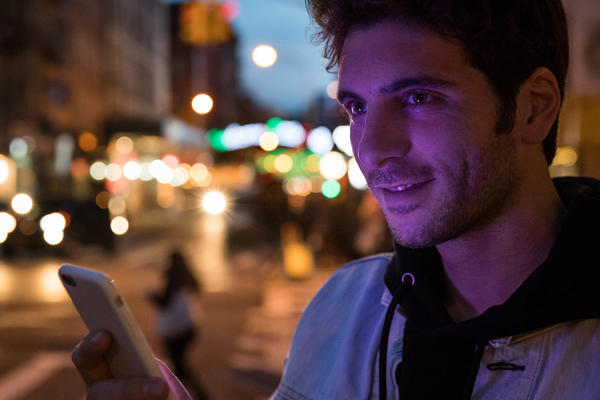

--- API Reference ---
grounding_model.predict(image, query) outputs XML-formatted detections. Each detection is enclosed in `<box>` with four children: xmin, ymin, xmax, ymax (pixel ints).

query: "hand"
<box><xmin>72</xmin><ymin>330</ymin><xmax>169</xmax><ymax>400</ymax></box>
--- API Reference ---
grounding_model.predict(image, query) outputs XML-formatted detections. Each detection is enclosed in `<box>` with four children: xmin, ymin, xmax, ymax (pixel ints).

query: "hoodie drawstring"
<box><xmin>379</xmin><ymin>272</ymin><xmax>414</xmax><ymax>400</ymax></box>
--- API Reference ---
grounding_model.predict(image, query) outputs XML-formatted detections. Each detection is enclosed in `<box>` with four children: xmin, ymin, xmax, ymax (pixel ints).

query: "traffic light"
<box><xmin>179</xmin><ymin>2</ymin><xmax>233</xmax><ymax>46</ymax></box>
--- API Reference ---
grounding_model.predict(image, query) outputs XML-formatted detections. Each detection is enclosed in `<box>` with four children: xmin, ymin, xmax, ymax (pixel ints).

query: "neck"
<box><xmin>437</xmin><ymin>176</ymin><xmax>566</xmax><ymax>322</ymax></box>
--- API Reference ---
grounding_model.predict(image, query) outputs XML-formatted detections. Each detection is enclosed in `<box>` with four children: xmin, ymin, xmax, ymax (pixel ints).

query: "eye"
<box><xmin>346</xmin><ymin>101</ymin><xmax>366</xmax><ymax>116</ymax></box>
<box><xmin>406</xmin><ymin>92</ymin><xmax>431</xmax><ymax>105</ymax></box>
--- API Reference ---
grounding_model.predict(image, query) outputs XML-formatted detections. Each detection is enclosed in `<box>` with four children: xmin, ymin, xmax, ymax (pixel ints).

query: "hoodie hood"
<box><xmin>382</xmin><ymin>176</ymin><xmax>600</xmax><ymax>398</ymax></box>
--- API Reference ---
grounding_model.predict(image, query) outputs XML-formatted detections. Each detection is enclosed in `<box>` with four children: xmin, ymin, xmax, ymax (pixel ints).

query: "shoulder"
<box><xmin>275</xmin><ymin>254</ymin><xmax>395</xmax><ymax>398</ymax></box>
<box><xmin>299</xmin><ymin>253</ymin><xmax>393</xmax><ymax>317</ymax></box>
<box><xmin>314</xmin><ymin>253</ymin><xmax>393</xmax><ymax>300</ymax></box>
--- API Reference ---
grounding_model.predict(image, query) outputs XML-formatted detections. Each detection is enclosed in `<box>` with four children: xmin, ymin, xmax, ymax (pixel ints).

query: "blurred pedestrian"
<box><xmin>149</xmin><ymin>250</ymin><xmax>208</xmax><ymax>400</ymax></box>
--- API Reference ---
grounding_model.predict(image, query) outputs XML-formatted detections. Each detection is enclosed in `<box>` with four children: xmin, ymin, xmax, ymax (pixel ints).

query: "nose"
<box><xmin>353</xmin><ymin>100</ymin><xmax>411</xmax><ymax>170</ymax></box>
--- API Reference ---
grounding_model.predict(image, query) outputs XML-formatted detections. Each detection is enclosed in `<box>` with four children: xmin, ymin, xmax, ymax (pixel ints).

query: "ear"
<box><xmin>516</xmin><ymin>67</ymin><xmax>561</xmax><ymax>144</ymax></box>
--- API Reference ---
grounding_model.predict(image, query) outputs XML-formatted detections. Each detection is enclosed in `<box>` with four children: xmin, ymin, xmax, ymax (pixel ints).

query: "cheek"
<box><xmin>416</xmin><ymin>115</ymin><xmax>485</xmax><ymax>160</ymax></box>
<box><xmin>349</xmin><ymin>124</ymin><xmax>364</xmax><ymax>160</ymax></box>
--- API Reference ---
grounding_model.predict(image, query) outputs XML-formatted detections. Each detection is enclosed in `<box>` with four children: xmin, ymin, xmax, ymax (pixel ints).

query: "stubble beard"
<box><xmin>387</xmin><ymin>131</ymin><xmax>520</xmax><ymax>249</ymax></box>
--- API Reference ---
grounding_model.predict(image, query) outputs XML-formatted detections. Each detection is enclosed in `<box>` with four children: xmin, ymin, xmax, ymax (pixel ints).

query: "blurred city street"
<box><xmin>0</xmin><ymin>211</ymin><xmax>339</xmax><ymax>400</ymax></box>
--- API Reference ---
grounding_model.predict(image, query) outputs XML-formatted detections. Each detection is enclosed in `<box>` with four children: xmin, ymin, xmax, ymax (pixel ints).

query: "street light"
<box><xmin>202</xmin><ymin>190</ymin><xmax>227</xmax><ymax>215</ymax></box>
<box><xmin>191</xmin><ymin>93</ymin><xmax>214</xmax><ymax>115</ymax></box>
<box><xmin>252</xmin><ymin>44</ymin><xmax>278</xmax><ymax>68</ymax></box>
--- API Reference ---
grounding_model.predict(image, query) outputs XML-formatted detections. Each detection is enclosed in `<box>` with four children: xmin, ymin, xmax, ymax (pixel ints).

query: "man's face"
<box><xmin>337</xmin><ymin>20</ymin><xmax>520</xmax><ymax>248</ymax></box>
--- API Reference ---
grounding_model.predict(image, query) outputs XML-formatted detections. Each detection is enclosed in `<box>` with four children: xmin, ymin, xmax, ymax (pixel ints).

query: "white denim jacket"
<box><xmin>271</xmin><ymin>254</ymin><xmax>600</xmax><ymax>400</ymax></box>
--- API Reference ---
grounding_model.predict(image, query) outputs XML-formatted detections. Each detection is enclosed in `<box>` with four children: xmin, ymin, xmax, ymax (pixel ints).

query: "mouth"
<box><xmin>378</xmin><ymin>179</ymin><xmax>434</xmax><ymax>192</ymax></box>
<box><xmin>387</xmin><ymin>183</ymin><xmax>417</xmax><ymax>192</ymax></box>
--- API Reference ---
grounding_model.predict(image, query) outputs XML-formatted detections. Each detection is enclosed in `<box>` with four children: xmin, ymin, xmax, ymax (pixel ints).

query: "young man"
<box><xmin>72</xmin><ymin>1</ymin><xmax>599</xmax><ymax>399</ymax></box>
<box><xmin>271</xmin><ymin>0</ymin><xmax>600</xmax><ymax>399</ymax></box>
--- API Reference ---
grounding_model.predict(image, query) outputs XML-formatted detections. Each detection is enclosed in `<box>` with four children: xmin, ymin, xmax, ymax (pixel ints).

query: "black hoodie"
<box><xmin>382</xmin><ymin>177</ymin><xmax>600</xmax><ymax>399</ymax></box>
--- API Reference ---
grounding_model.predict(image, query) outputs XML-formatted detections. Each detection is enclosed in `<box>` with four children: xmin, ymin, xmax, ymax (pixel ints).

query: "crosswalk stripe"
<box><xmin>0</xmin><ymin>351</ymin><xmax>72</xmax><ymax>400</ymax></box>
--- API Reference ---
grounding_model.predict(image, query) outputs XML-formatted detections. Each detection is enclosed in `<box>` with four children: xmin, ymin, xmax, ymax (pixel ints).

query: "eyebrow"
<box><xmin>337</xmin><ymin>75</ymin><xmax>456</xmax><ymax>103</ymax></box>
<box><xmin>379</xmin><ymin>76</ymin><xmax>456</xmax><ymax>94</ymax></box>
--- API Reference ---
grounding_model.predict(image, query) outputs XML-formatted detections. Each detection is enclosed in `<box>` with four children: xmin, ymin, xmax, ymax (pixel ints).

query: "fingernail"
<box><xmin>143</xmin><ymin>379</ymin><xmax>167</xmax><ymax>397</ymax></box>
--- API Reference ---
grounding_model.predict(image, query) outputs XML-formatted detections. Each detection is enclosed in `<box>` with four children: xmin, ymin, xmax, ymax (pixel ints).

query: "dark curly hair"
<box><xmin>306</xmin><ymin>0</ymin><xmax>569</xmax><ymax>164</ymax></box>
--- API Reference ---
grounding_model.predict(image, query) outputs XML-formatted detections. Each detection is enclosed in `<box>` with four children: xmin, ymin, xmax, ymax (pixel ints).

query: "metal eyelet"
<box><xmin>401</xmin><ymin>272</ymin><xmax>415</xmax><ymax>286</ymax></box>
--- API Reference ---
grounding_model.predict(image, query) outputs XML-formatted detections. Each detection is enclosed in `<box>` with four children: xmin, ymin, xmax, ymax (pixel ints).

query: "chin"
<box><xmin>388</xmin><ymin>213</ymin><xmax>460</xmax><ymax>249</ymax></box>
<box><xmin>389</xmin><ymin>222</ymin><xmax>438</xmax><ymax>249</ymax></box>
<box><xmin>392</xmin><ymin>233</ymin><xmax>437</xmax><ymax>249</ymax></box>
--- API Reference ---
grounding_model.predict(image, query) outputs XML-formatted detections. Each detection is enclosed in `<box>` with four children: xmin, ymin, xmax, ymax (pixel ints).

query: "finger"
<box><xmin>87</xmin><ymin>377</ymin><xmax>169</xmax><ymax>400</ymax></box>
<box><xmin>72</xmin><ymin>330</ymin><xmax>114</xmax><ymax>386</ymax></box>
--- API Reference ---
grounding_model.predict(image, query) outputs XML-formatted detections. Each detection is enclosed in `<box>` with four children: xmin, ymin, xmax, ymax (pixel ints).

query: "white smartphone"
<box><xmin>58</xmin><ymin>263</ymin><xmax>173</xmax><ymax>397</ymax></box>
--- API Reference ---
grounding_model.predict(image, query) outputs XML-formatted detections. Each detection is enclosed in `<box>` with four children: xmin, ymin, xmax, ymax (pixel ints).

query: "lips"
<box><xmin>387</xmin><ymin>183</ymin><xmax>416</xmax><ymax>192</ymax></box>
<box><xmin>377</xmin><ymin>179</ymin><xmax>434</xmax><ymax>192</ymax></box>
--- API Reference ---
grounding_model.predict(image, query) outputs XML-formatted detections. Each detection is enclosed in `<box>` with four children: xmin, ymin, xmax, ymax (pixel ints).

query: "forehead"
<box><xmin>338</xmin><ymin>20</ymin><xmax>471</xmax><ymax>89</ymax></box>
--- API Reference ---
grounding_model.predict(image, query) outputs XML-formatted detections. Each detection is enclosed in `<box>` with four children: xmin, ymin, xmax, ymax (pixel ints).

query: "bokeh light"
<box><xmin>284</xmin><ymin>177</ymin><xmax>312</xmax><ymax>197</ymax></box>
<box><xmin>259</xmin><ymin>131</ymin><xmax>279</xmax><ymax>151</ymax></box>
<box><xmin>39</xmin><ymin>211</ymin><xmax>68</xmax><ymax>245</ymax></box>
<box><xmin>266</xmin><ymin>117</ymin><xmax>282</xmax><ymax>131</ymax></box>
<box><xmin>106</xmin><ymin>163</ymin><xmax>123</xmax><ymax>182</ymax></box>
<box><xmin>321</xmin><ymin>179</ymin><xmax>341</xmax><ymax>198</ymax></box>
<box><xmin>263</xmin><ymin>154</ymin><xmax>276</xmax><ymax>173</ymax></box>
<box><xmin>0</xmin><ymin>156</ymin><xmax>10</xmax><ymax>184</ymax></box>
<box><xmin>273</xmin><ymin>120</ymin><xmax>305</xmax><ymax>147</ymax></box>
<box><xmin>90</xmin><ymin>161</ymin><xmax>107</xmax><ymax>180</ymax></box>
<box><xmin>58</xmin><ymin>211</ymin><xmax>71</xmax><ymax>228</ymax></box>
<box><xmin>39</xmin><ymin>212</ymin><xmax>67</xmax><ymax>232</ymax></box>
<box><xmin>202</xmin><ymin>191</ymin><xmax>227</xmax><ymax>215</ymax></box>
<box><xmin>11</xmin><ymin>193</ymin><xmax>34</xmax><ymax>215</ymax></box>
<box><xmin>0</xmin><ymin>212</ymin><xmax>17</xmax><ymax>234</ymax></box>
<box><xmin>310</xmin><ymin>175</ymin><xmax>325</xmax><ymax>193</ymax></box>
<box><xmin>43</xmin><ymin>230</ymin><xmax>64</xmax><ymax>245</ymax></box>
<box><xmin>150</xmin><ymin>159</ymin><xmax>173</xmax><ymax>184</ymax></box>
<box><xmin>305</xmin><ymin>154</ymin><xmax>321</xmax><ymax>173</ymax></box>
<box><xmin>78</xmin><ymin>132</ymin><xmax>98</xmax><ymax>152</ymax></box>
<box><xmin>252</xmin><ymin>44</ymin><xmax>278</xmax><ymax>68</ymax></box>
<box><xmin>161</xmin><ymin>154</ymin><xmax>180</xmax><ymax>169</ymax></box>
<box><xmin>140</xmin><ymin>162</ymin><xmax>152</xmax><ymax>181</ymax></box>
<box><xmin>108</xmin><ymin>197</ymin><xmax>127</xmax><ymax>215</ymax></box>
<box><xmin>9</xmin><ymin>138</ymin><xmax>28</xmax><ymax>159</ymax></box>
<box><xmin>95</xmin><ymin>191</ymin><xmax>110</xmax><ymax>209</ymax></box>
<box><xmin>191</xmin><ymin>163</ymin><xmax>211</xmax><ymax>186</ymax></box>
<box><xmin>71</xmin><ymin>157</ymin><xmax>89</xmax><ymax>179</ymax></box>
<box><xmin>181</xmin><ymin>164</ymin><xmax>195</xmax><ymax>188</ymax></box>
<box><xmin>326</xmin><ymin>80</ymin><xmax>339</xmax><ymax>99</ymax></box>
<box><xmin>319</xmin><ymin>151</ymin><xmax>348</xmax><ymax>180</ymax></box>
<box><xmin>306</xmin><ymin>126</ymin><xmax>334</xmax><ymax>155</ymax></box>
<box><xmin>274</xmin><ymin>154</ymin><xmax>293</xmax><ymax>173</ymax></box>
<box><xmin>553</xmin><ymin>146</ymin><xmax>578</xmax><ymax>167</ymax></box>
<box><xmin>191</xmin><ymin>93</ymin><xmax>214</xmax><ymax>115</ymax></box>
<box><xmin>170</xmin><ymin>166</ymin><xmax>190</xmax><ymax>187</ymax></box>
<box><xmin>115</xmin><ymin>136</ymin><xmax>134</xmax><ymax>155</ymax></box>
<box><xmin>191</xmin><ymin>163</ymin><xmax>208</xmax><ymax>181</ymax></box>
<box><xmin>123</xmin><ymin>161</ymin><xmax>142</xmax><ymax>180</ymax></box>
<box><xmin>110</xmin><ymin>216</ymin><xmax>129</xmax><ymax>235</ymax></box>
<box><xmin>348</xmin><ymin>157</ymin><xmax>368</xmax><ymax>190</ymax></box>
<box><xmin>332</xmin><ymin>125</ymin><xmax>353</xmax><ymax>157</ymax></box>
